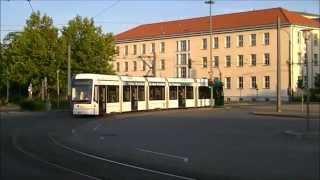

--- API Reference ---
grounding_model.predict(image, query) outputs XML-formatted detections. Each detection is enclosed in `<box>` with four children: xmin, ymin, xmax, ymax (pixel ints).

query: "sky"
<box><xmin>1</xmin><ymin>0</ymin><xmax>319</xmax><ymax>40</ymax></box>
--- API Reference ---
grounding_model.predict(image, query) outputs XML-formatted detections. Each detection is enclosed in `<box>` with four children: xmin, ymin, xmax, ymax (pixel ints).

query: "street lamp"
<box><xmin>302</xmin><ymin>28</ymin><xmax>312</xmax><ymax>131</ymax></box>
<box><xmin>205</xmin><ymin>0</ymin><xmax>215</xmax><ymax>107</ymax></box>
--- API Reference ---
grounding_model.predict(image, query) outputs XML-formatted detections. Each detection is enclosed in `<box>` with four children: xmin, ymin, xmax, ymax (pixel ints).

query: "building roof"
<box><xmin>115</xmin><ymin>7</ymin><xmax>320</xmax><ymax>43</ymax></box>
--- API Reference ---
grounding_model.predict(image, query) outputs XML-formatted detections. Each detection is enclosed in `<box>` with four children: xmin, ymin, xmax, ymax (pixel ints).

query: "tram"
<box><xmin>72</xmin><ymin>74</ymin><xmax>211</xmax><ymax>115</ymax></box>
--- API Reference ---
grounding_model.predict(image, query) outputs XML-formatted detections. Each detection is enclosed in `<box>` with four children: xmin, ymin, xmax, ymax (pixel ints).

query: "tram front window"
<box><xmin>72</xmin><ymin>79</ymin><xmax>93</xmax><ymax>103</ymax></box>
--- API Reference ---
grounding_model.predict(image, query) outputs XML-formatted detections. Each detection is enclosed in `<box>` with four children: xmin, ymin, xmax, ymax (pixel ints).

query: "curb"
<box><xmin>251</xmin><ymin>112</ymin><xmax>307</xmax><ymax>119</ymax></box>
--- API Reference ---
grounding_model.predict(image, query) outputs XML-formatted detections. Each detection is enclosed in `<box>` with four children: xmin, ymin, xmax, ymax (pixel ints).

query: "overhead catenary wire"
<box><xmin>27</xmin><ymin>0</ymin><xmax>34</xmax><ymax>13</ymax></box>
<box><xmin>93</xmin><ymin>0</ymin><xmax>121</xmax><ymax>19</ymax></box>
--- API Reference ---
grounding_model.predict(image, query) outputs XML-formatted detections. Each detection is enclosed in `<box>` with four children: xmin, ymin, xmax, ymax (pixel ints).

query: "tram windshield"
<box><xmin>72</xmin><ymin>79</ymin><xmax>93</xmax><ymax>103</ymax></box>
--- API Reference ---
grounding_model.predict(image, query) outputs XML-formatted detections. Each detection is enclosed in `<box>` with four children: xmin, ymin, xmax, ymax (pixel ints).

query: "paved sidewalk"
<box><xmin>252</xmin><ymin>103</ymin><xmax>320</xmax><ymax>119</ymax></box>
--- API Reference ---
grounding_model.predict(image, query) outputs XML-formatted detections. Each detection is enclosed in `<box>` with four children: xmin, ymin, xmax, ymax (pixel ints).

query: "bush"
<box><xmin>19</xmin><ymin>99</ymin><xmax>46</xmax><ymax>111</ymax></box>
<box><xmin>50</xmin><ymin>99</ymin><xmax>70</xmax><ymax>110</ymax></box>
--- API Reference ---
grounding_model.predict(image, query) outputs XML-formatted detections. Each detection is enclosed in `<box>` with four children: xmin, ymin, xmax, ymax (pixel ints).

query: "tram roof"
<box><xmin>120</xmin><ymin>76</ymin><xmax>146</xmax><ymax>82</ymax></box>
<box><xmin>74</xmin><ymin>74</ymin><xmax>120</xmax><ymax>81</ymax></box>
<box><xmin>145</xmin><ymin>77</ymin><xmax>166</xmax><ymax>83</ymax></box>
<box><xmin>166</xmin><ymin>77</ymin><xmax>195</xmax><ymax>83</ymax></box>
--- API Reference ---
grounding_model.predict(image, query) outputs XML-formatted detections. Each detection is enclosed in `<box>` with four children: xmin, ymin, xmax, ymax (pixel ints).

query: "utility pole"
<box><xmin>67</xmin><ymin>43</ymin><xmax>71</xmax><ymax>101</ymax></box>
<box><xmin>6</xmin><ymin>78</ymin><xmax>9</xmax><ymax>103</ymax></box>
<box><xmin>277</xmin><ymin>16</ymin><xmax>281</xmax><ymax>112</ymax></box>
<box><xmin>152</xmin><ymin>51</ymin><xmax>156</xmax><ymax>77</ymax></box>
<box><xmin>205</xmin><ymin>0</ymin><xmax>214</xmax><ymax>107</ymax></box>
<box><xmin>302</xmin><ymin>29</ymin><xmax>312</xmax><ymax>131</ymax></box>
<box><xmin>57</xmin><ymin>69</ymin><xmax>60</xmax><ymax>109</ymax></box>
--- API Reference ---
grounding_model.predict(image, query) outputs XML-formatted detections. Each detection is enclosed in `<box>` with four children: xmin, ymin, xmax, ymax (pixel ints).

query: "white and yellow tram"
<box><xmin>72</xmin><ymin>74</ymin><xmax>211</xmax><ymax>115</ymax></box>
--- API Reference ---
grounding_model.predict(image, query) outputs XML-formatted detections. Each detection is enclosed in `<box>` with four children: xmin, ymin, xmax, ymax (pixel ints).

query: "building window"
<box><xmin>133</xmin><ymin>45</ymin><xmax>137</xmax><ymax>55</ymax></box>
<box><xmin>116</xmin><ymin>62</ymin><xmax>120</xmax><ymax>72</ymax></box>
<box><xmin>264</xmin><ymin>76</ymin><xmax>270</xmax><ymax>89</ymax></box>
<box><xmin>238</xmin><ymin>55</ymin><xmax>244</xmax><ymax>67</ymax></box>
<box><xmin>160</xmin><ymin>59</ymin><xmax>165</xmax><ymax>70</ymax></box>
<box><xmin>251</xmin><ymin>34</ymin><xmax>256</xmax><ymax>46</ymax></box>
<box><xmin>181</xmin><ymin>40</ymin><xmax>187</xmax><ymax>52</ymax></box>
<box><xmin>133</xmin><ymin>61</ymin><xmax>137</xmax><ymax>71</ymax></box>
<box><xmin>314</xmin><ymin>34</ymin><xmax>318</xmax><ymax>46</ymax></box>
<box><xmin>124</xmin><ymin>62</ymin><xmax>128</xmax><ymax>72</ymax></box>
<box><xmin>264</xmin><ymin>32</ymin><xmax>270</xmax><ymax>45</ymax></box>
<box><xmin>142</xmin><ymin>44</ymin><xmax>146</xmax><ymax>54</ymax></box>
<box><xmin>238</xmin><ymin>76</ymin><xmax>243</xmax><ymax>89</ymax></box>
<box><xmin>214</xmin><ymin>37</ymin><xmax>219</xmax><ymax>49</ymax></box>
<box><xmin>238</xmin><ymin>35</ymin><xmax>244</xmax><ymax>47</ymax></box>
<box><xmin>226</xmin><ymin>55</ymin><xmax>231</xmax><ymax>67</ymax></box>
<box><xmin>214</xmin><ymin>56</ymin><xmax>219</xmax><ymax>67</ymax></box>
<box><xmin>116</xmin><ymin>46</ymin><xmax>120</xmax><ymax>56</ymax></box>
<box><xmin>225</xmin><ymin>36</ymin><xmax>231</xmax><ymax>48</ymax></box>
<box><xmin>151</xmin><ymin>43</ymin><xmax>155</xmax><ymax>53</ymax></box>
<box><xmin>160</xmin><ymin>42</ymin><xmax>165</xmax><ymax>53</ymax></box>
<box><xmin>314</xmin><ymin>54</ymin><xmax>318</xmax><ymax>66</ymax></box>
<box><xmin>264</xmin><ymin>53</ymin><xmax>270</xmax><ymax>65</ymax></box>
<box><xmin>181</xmin><ymin>67</ymin><xmax>187</xmax><ymax>78</ymax></box>
<box><xmin>251</xmin><ymin>54</ymin><xmax>256</xmax><ymax>66</ymax></box>
<box><xmin>188</xmin><ymin>40</ymin><xmax>190</xmax><ymax>51</ymax></box>
<box><xmin>225</xmin><ymin>77</ymin><xmax>231</xmax><ymax>89</ymax></box>
<box><xmin>125</xmin><ymin>45</ymin><xmax>128</xmax><ymax>56</ymax></box>
<box><xmin>203</xmin><ymin>57</ymin><xmax>208</xmax><ymax>68</ymax></box>
<box><xmin>298</xmin><ymin>32</ymin><xmax>301</xmax><ymax>43</ymax></box>
<box><xmin>202</xmin><ymin>38</ymin><xmax>207</xmax><ymax>49</ymax></box>
<box><xmin>180</xmin><ymin>54</ymin><xmax>187</xmax><ymax>65</ymax></box>
<box><xmin>251</xmin><ymin>76</ymin><xmax>257</xmax><ymax>89</ymax></box>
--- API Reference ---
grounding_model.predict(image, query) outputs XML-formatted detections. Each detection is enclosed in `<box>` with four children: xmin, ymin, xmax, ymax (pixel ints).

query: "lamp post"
<box><xmin>57</xmin><ymin>69</ymin><xmax>60</xmax><ymax>109</ymax></box>
<box><xmin>276</xmin><ymin>16</ymin><xmax>281</xmax><ymax>112</ymax></box>
<box><xmin>302</xmin><ymin>28</ymin><xmax>312</xmax><ymax>131</ymax></box>
<box><xmin>205</xmin><ymin>0</ymin><xmax>214</xmax><ymax>107</ymax></box>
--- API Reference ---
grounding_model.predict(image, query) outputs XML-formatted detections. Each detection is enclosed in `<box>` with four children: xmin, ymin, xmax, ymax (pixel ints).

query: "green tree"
<box><xmin>60</xmin><ymin>16</ymin><xmax>116</xmax><ymax>75</ymax></box>
<box><xmin>3</xmin><ymin>11</ymin><xmax>60</xmax><ymax>97</ymax></box>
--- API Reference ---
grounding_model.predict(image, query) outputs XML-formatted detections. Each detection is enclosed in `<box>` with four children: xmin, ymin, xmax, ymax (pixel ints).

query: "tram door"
<box><xmin>131</xmin><ymin>86</ymin><xmax>138</xmax><ymax>111</ymax></box>
<box><xmin>98</xmin><ymin>86</ymin><xmax>106</xmax><ymax>115</ymax></box>
<box><xmin>178</xmin><ymin>86</ymin><xmax>186</xmax><ymax>108</ymax></box>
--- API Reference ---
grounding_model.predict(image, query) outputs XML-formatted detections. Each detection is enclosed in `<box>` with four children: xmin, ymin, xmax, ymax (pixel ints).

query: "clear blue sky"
<box><xmin>1</xmin><ymin>0</ymin><xmax>319</xmax><ymax>40</ymax></box>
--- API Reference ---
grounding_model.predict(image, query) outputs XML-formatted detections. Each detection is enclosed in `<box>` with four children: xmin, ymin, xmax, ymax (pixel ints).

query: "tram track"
<box><xmin>12</xmin><ymin>129</ymin><xmax>102</xmax><ymax>180</ymax></box>
<box><xmin>11</xmin><ymin>128</ymin><xmax>198</xmax><ymax>180</ymax></box>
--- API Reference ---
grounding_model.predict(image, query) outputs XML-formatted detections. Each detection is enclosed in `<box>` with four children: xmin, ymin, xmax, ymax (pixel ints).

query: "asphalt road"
<box><xmin>1</xmin><ymin>106</ymin><xmax>319</xmax><ymax>180</ymax></box>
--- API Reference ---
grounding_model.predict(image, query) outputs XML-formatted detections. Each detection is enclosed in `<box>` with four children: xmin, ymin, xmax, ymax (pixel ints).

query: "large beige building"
<box><xmin>114</xmin><ymin>8</ymin><xmax>320</xmax><ymax>102</ymax></box>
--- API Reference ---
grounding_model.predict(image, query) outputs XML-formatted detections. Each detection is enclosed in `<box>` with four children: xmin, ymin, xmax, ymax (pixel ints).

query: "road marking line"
<box><xmin>49</xmin><ymin>134</ymin><xmax>196</xmax><ymax>180</ymax></box>
<box><xmin>136</xmin><ymin>148</ymin><xmax>189</xmax><ymax>163</ymax></box>
<box><xmin>12</xmin><ymin>131</ymin><xmax>101</xmax><ymax>180</ymax></box>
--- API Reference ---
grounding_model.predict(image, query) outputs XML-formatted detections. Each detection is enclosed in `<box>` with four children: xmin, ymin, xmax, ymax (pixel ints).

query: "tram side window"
<box><xmin>169</xmin><ymin>86</ymin><xmax>177</xmax><ymax>100</ymax></box>
<box><xmin>149</xmin><ymin>86</ymin><xmax>165</xmax><ymax>100</ymax></box>
<box><xmin>123</xmin><ymin>86</ymin><xmax>130</xmax><ymax>102</ymax></box>
<box><xmin>186</xmin><ymin>86</ymin><xmax>194</xmax><ymax>99</ymax></box>
<box><xmin>199</xmin><ymin>86</ymin><xmax>210</xmax><ymax>99</ymax></box>
<box><xmin>107</xmin><ymin>86</ymin><xmax>119</xmax><ymax>103</ymax></box>
<box><xmin>138</xmin><ymin>86</ymin><xmax>145</xmax><ymax>101</ymax></box>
